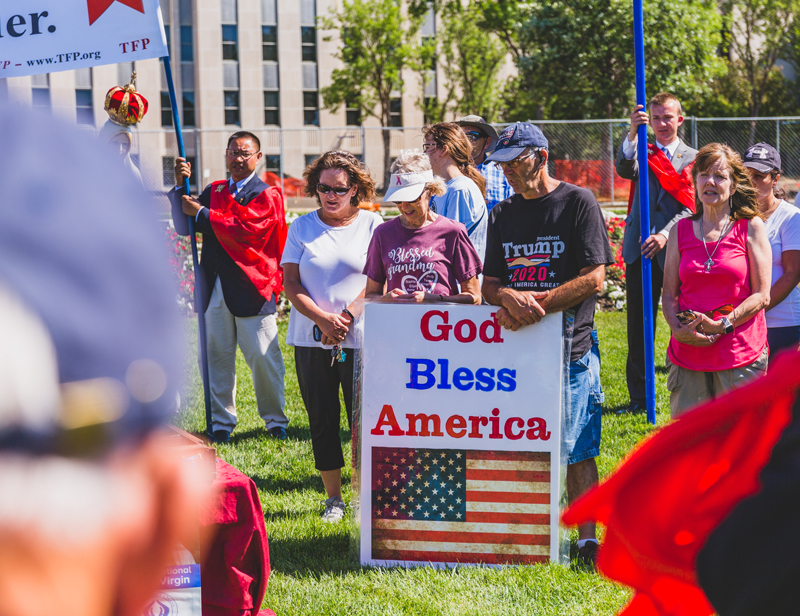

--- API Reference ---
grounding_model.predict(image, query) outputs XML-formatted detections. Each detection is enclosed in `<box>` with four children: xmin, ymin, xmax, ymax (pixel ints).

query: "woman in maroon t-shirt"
<box><xmin>363</xmin><ymin>151</ymin><xmax>482</xmax><ymax>304</ymax></box>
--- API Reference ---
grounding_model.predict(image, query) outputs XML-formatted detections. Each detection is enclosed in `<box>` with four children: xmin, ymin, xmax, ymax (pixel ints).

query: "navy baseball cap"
<box><xmin>743</xmin><ymin>142</ymin><xmax>781</xmax><ymax>174</ymax></box>
<box><xmin>485</xmin><ymin>122</ymin><xmax>549</xmax><ymax>163</ymax></box>
<box><xmin>0</xmin><ymin>105</ymin><xmax>184</xmax><ymax>457</ymax></box>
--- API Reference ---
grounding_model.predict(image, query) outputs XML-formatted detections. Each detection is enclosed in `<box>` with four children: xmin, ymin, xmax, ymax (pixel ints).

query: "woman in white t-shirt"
<box><xmin>743</xmin><ymin>142</ymin><xmax>800</xmax><ymax>355</ymax></box>
<box><xmin>281</xmin><ymin>151</ymin><xmax>382</xmax><ymax>522</ymax></box>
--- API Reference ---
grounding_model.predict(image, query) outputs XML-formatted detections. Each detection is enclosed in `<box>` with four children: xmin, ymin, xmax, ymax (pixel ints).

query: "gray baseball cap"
<box><xmin>0</xmin><ymin>104</ymin><xmax>184</xmax><ymax>456</ymax></box>
<box><xmin>456</xmin><ymin>115</ymin><xmax>499</xmax><ymax>152</ymax></box>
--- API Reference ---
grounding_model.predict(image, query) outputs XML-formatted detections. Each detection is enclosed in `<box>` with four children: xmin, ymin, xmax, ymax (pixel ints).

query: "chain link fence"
<box><xmin>129</xmin><ymin>117</ymin><xmax>800</xmax><ymax>218</ymax></box>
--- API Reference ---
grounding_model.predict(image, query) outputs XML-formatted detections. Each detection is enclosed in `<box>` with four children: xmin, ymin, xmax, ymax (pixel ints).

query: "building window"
<box><xmin>262</xmin><ymin>25</ymin><xmax>277</xmax><ymax>61</ymax></box>
<box><xmin>161</xmin><ymin>92</ymin><xmax>173</xmax><ymax>127</ymax></box>
<box><xmin>389</xmin><ymin>97</ymin><xmax>402</xmax><ymax>127</ymax></box>
<box><xmin>222</xmin><ymin>25</ymin><xmax>238</xmax><ymax>61</ymax></box>
<box><xmin>180</xmin><ymin>25</ymin><xmax>194</xmax><ymax>62</ymax></box>
<box><xmin>264</xmin><ymin>155</ymin><xmax>280</xmax><ymax>174</ymax></box>
<box><xmin>346</xmin><ymin>96</ymin><xmax>361</xmax><ymax>126</ymax></box>
<box><xmin>183</xmin><ymin>91</ymin><xmax>195</xmax><ymax>126</ymax></box>
<box><xmin>164</xmin><ymin>155</ymin><xmax>196</xmax><ymax>189</ymax></box>
<box><xmin>305</xmin><ymin>154</ymin><xmax>320</xmax><ymax>167</ymax></box>
<box><xmin>32</xmin><ymin>87</ymin><xmax>51</xmax><ymax>110</ymax></box>
<box><xmin>303</xmin><ymin>91</ymin><xmax>319</xmax><ymax>126</ymax></box>
<box><xmin>76</xmin><ymin>89</ymin><xmax>93</xmax><ymax>125</ymax></box>
<box><xmin>224</xmin><ymin>90</ymin><xmax>240</xmax><ymax>125</ymax></box>
<box><xmin>31</xmin><ymin>73</ymin><xmax>50</xmax><ymax>110</ymax></box>
<box><xmin>301</xmin><ymin>27</ymin><xmax>317</xmax><ymax>62</ymax></box>
<box><xmin>264</xmin><ymin>91</ymin><xmax>279</xmax><ymax>126</ymax></box>
<box><xmin>423</xmin><ymin>97</ymin><xmax>437</xmax><ymax>125</ymax></box>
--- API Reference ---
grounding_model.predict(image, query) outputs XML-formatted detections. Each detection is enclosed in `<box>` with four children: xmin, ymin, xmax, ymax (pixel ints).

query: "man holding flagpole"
<box><xmin>171</xmin><ymin>132</ymin><xmax>289</xmax><ymax>443</ymax></box>
<box><xmin>616</xmin><ymin>92</ymin><xmax>697</xmax><ymax>415</ymax></box>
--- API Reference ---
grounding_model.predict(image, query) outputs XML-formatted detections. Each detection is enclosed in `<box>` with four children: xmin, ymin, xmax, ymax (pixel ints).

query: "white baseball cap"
<box><xmin>382</xmin><ymin>170</ymin><xmax>434</xmax><ymax>203</ymax></box>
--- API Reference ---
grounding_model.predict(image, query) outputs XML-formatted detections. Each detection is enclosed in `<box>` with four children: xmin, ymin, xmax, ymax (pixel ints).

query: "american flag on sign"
<box><xmin>371</xmin><ymin>447</ymin><xmax>551</xmax><ymax>565</ymax></box>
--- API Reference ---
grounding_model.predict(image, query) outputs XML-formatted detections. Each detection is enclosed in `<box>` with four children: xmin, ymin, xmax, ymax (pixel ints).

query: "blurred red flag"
<box><xmin>562</xmin><ymin>351</ymin><xmax>800</xmax><ymax>616</ymax></box>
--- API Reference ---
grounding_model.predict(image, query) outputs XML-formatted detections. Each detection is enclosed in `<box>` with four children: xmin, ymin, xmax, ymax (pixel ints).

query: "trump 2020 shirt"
<box><xmin>484</xmin><ymin>182</ymin><xmax>614</xmax><ymax>362</ymax></box>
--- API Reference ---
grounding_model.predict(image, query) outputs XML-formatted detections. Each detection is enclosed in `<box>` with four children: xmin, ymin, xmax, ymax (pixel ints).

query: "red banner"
<box><xmin>87</xmin><ymin>0</ymin><xmax>144</xmax><ymax>25</ymax></box>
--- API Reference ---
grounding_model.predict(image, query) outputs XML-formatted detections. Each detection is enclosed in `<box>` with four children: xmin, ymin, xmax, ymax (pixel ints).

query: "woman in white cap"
<box><xmin>363</xmin><ymin>150</ymin><xmax>482</xmax><ymax>304</ymax></box>
<box><xmin>742</xmin><ymin>142</ymin><xmax>800</xmax><ymax>355</ymax></box>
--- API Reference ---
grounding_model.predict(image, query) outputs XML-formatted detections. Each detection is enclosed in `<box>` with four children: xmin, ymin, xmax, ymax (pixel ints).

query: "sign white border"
<box><xmin>356</xmin><ymin>304</ymin><xmax>564</xmax><ymax>567</ymax></box>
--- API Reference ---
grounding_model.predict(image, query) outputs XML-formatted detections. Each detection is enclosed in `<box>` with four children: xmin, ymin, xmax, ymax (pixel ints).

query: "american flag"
<box><xmin>371</xmin><ymin>447</ymin><xmax>551</xmax><ymax>565</ymax></box>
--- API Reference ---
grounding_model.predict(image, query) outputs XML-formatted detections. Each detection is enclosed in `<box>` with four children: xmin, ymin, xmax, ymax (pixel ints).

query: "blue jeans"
<box><xmin>565</xmin><ymin>330</ymin><xmax>603</xmax><ymax>464</ymax></box>
<box><xmin>767</xmin><ymin>326</ymin><xmax>800</xmax><ymax>358</ymax></box>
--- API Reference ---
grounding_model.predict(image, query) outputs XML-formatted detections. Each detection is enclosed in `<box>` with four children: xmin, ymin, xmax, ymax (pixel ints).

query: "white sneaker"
<box><xmin>321</xmin><ymin>497</ymin><xmax>346</xmax><ymax>523</ymax></box>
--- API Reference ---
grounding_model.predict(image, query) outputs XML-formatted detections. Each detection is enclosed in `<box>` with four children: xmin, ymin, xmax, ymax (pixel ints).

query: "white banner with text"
<box><xmin>357</xmin><ymin>304</ymin><xmax>564</xmax><ymax>568</ymax></box>
<box><xmin>0</xmin><ymin>0</ymin><xmax>167</xmax><ymax>78</ymax></box>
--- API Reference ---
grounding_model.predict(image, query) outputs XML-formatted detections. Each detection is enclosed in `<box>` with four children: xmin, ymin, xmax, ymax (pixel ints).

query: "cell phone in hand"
<box><xmin>676</xmin><ymin>310</ymin><xmax>697</xmax><ymax>326</ymax></box>
<box><xmin>313</xmin><ymin>325</ymin><xmax>322</xmax><ymax>342</ymax></box>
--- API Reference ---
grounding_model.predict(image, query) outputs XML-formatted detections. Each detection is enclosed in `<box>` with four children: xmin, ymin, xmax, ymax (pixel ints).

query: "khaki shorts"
<box><xmin>667</xmin><ymin>345</ymin><xmax>769</xmax><ymax>419</ymax></box>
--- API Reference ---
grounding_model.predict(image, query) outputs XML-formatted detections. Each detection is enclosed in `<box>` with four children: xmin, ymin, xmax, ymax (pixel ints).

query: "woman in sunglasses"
<box><xmin>363</xmin><ymin>150</ymin><xmax>482</xmax><ymax>304</ymax></box>
<box><xmin>422</xmin><ymin>123</ymin><xmax>488</xmax><ymax>263</ymax></box>
<box><xmin>281</xmin><ymin>150</ymin><xmax>382</xmax><ymax>522</ymax></box>
<box><xmin>662</xmin><ymin>143</ymin><xmax>771</xmax><ymax>418</ymax></box>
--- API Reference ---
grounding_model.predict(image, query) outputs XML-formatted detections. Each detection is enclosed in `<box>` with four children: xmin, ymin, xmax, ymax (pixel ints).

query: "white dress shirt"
<box><xmin>623</xmin><ymin>135</ymin><xmax>681</xmax><ymax>161</ymax></box>
<box><xmin>192</xmin><ymin>170</ymin><xmax>257</xmax><ymax>221</ymax></box>
<box><xmin>622</xmin><ymin>137</ymin><xmax>682</xmax><ymax>239</ymax></box>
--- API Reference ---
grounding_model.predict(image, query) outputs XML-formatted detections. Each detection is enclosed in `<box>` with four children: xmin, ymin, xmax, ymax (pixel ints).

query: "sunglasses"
<box><xmin>498</xmin><ymin>150</ymin><xmax>537</xmax><ymax>169</ymax></box>
<box><xmin>317</xmin><ymin>183</ymin><xmax>352</xmax><ymax>196</ymax></box>
<box><xmin>464</xmin><ymin>131</ymin><xmax>485</xmax><ymax>142</ymax></box>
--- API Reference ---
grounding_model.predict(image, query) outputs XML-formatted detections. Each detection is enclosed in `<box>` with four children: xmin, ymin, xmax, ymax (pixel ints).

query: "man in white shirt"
<box><xmin>616</xmin><ymin>93</ymin><xmax>697</xmax><ymax>414</ymax></box>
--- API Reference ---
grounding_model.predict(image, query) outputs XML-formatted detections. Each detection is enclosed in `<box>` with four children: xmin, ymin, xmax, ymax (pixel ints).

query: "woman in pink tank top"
<box><xmin>662</xmin><ymin>143</ymin><xmax>772</xmax><ymax>418</ymax></box>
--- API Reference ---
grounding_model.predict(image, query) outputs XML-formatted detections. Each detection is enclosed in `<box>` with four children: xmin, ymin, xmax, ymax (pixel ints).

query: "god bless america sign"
<box><xmin>358</xmin><ymin>304</ymin><xmax>563</xmax><ymax>567</ymax></box>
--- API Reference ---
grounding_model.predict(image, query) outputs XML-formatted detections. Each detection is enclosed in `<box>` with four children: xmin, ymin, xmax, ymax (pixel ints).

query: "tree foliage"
<box><xmin>417</xmin><ymin>3</ymin><xmax>508</xmax><ymax>123</ymax></box>
<box><xmin>319</xmin><ymin>0</ymin><xmax>427</xmax><ymax>189</ymax></box>
<box><xmin>509</xmin><ymin>0</ymin><xmax>724</xmax><ymax>120</ymax></box>
<box><xmin>717</xmin><ymin>0</ymin><xmax>799</xmax><ymax>117</ymax></box>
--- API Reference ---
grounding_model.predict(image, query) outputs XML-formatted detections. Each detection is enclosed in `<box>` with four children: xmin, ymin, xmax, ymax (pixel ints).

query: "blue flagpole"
<box><xmin>162</xmin><ymin>54</ymin><xmax>213</xmax><ymax>439</ymax></box>
<box><xmin>633</xmin><ymin>0</ymin><xmax>657</xmax><ymax>425</ymax></box>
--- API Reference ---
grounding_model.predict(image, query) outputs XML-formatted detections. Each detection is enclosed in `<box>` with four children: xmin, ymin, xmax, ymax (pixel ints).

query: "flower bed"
<box><xmin>599</xmin><ymin>213</ymin><xmax>627</xmax><ymax>311</ymax></box>
<box><xmin>166</xmin><ymin>213</ymin><xmax>629</xmax><ymax>315</ymax></box>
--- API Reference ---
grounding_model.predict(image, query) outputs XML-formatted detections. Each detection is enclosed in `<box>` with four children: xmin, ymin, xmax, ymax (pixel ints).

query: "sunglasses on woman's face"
<box><xmin>317</xmin><ymin>183</ymin><xmax>352</xmax><ymax>196</ymax></box>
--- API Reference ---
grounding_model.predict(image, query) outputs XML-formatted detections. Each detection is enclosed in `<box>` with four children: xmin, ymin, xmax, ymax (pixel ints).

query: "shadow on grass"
<box><xmin>268</xmin><ymin>533</ymin><xmax>361</xmax><ymax>575</ymax></box>
<box><xmin>251</xmin><ymin>473</ymin><xmax>336</xmax><ymax>494</ymax></box>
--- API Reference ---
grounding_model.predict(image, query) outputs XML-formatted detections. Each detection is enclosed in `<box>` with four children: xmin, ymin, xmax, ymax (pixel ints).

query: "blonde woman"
<box><xmin>662</xmin><ymin>143</ymin><xmax>771</xmax><ymax>417</ymax></box>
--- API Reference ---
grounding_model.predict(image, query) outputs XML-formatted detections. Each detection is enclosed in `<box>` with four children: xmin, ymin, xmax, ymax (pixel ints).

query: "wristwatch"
<box><xmin>720</xmin><ymin>316</ymin><xmax>734</xmax><ymax>334</ymax></box>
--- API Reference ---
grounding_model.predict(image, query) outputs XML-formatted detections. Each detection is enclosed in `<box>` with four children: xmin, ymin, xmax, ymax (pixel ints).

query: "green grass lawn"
<box><xmin>174</xmin><ymin>309</ymin><xmax>672</xmax><ymax>615</ymax></box>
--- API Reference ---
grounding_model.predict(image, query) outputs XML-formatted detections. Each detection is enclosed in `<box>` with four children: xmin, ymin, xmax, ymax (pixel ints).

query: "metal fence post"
<box><xmin>609</xmin><ymin>120</ymin><xmax>615</xmax><ymax>205</ymax></box>
<box><xmin>692</xmin><ymin>116</ymin><xmax>698</xmax><ymax>150</ymax></box>
<box><xmin>776</xmin><ymin>118</ymin><xmax>781</xmax><ymax>154</ymax></box>
<box><xmin>194</xmin><ymin>129</ymin><xmax>202</xmax><ymax>192</ymax></box>
<box><xmin>279</xmin><ymin>128</ymin><xmax>285</xmax><ymax>199</ymax></box>
<box><xmin>361</xmin><ymin>124</ymin><xmax>366</xmax><ymax>163</ymax></box>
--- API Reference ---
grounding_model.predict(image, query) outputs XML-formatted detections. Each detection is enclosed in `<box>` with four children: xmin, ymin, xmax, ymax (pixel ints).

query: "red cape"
<box><xmin>627</xmin><ymin>144</ymin><xmax>695</xmax><ymax>216</ymax></box>
<box><xmin>562</xmin><ymin>350</ymin><xmax>800</xmax><ymax>616</ymax></box>
<box><xmin>209</xmin><ymin>181</ymin><xmax>287</xmax><ymax>300</ymax></box>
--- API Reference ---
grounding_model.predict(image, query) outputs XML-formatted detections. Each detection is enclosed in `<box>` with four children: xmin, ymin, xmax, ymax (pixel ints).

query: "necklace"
<box><xmin>701</xmin><ymin>216</ymin><xmax>730</xmax><ymax>272</ymax></box>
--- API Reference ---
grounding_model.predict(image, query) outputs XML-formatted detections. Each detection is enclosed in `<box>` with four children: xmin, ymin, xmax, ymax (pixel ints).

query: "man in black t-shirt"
<box><xmin>482</xmin><ymin>122</ymin><xmax>614</xmax><ymax>566</ymax></box>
